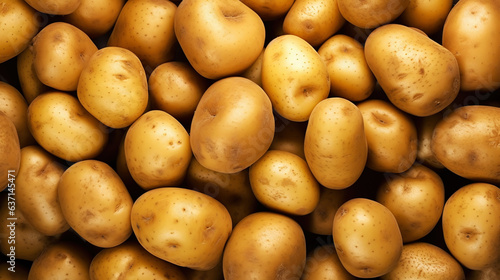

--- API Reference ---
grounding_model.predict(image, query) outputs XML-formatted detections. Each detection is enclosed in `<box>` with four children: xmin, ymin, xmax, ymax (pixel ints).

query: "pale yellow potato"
<box><xmin>32</xmin><ymin>22</ymin><xmax>98</xmax><ymax>92</ymax></box>
<box><xmin>90</xmin><ymin>240</ymin><xmax>187</xmax><ymax>280</ymax></box>
<box><xmin>381</xmin><ymin>242</ymin><xmax>465</xmax><ymax>280</ymax></box>
<box><xmin>399</xmin><ymin>0</ymin><xmax>453</xmax><ymax>35</ymax></box>
<box><xmin>333</xmin><ymin>198</ymin><xmax>403</xmax><ymax>278</ymax></box>
<box><xmin>0</xmin><ymin>111</ymin><xmax>20</xmax><ymax>191</ymax></box>
<box><xmin>241</xmin><ymin>47</ymin><xmax>264</xmax><ymax>88</ymax></box>
<box><xmin>222</xmin><ymin>212</ymin><xmax>306</xmax><ymax>279</ymax></box>
<box><xmin>442</xmin><ymin>0</ymin><xmax>500</xmax><ymax>92</ymax></box>
<box><xmin>174</xmin><ymin>0</ymin><xmax>266</xmax><ymax>79</ymax></box>
<box><xmin>269</xmin><ymin>118</ymin><xmax>307</xmax><ymax>159</ymax></box>
<box><xmin>190</xmin><ymin>77</ymin><xmax>275</xmax><ymax>174</ymax></box>
<box><xmin>16</xmin><ymin>46</ymin><xmax>49</xmax><ymax>104</ymax></box>
<box><xmin>431</xmin><ymin>105</ymin><xmax>500</xmax><ymax>184</ymax></box>
<box><xmin>301</xmin><ymin>244</ymin><xmax>356</xmax><ymax>280</ymax></box>
<box><xmin>77</xmin><ymin>46</ymin><xmax>148</xmax><ymax>129</ymax></box>
<box><xmin>364</xmin><ymin>24</ymin><xmax>460</xmax><ymax>117</ymax></box>
<box><xmin>0</xmin><ymin>0</ymin><xmax>40</xmax><ymax>63</ymax></box>
<box><xmin>28</xmin><ymin>241</ymin><xmax>92</xmax><ymax>280</ymax></box>
<box><xmin>415</xmin><ymin>112</ymin><xmax>445</xmax><ymax>169</ymax></box>
<box><xmin>240</xmin><ymin>0</ymin><xmax>294</xmax><ymax>21</ymax></box>
<box><xmin>262</xmin><ymin>34</ymin><xmax>330</xmax><ymax>122</ymax></box>
<box><xmin>376</xmin><ymin>164</ymin><xmax>445</xmax><ymax>243</ymax></box>
<box><xmin>442</xmin><ymin>183</ymin><xmax>500</xmax><ymax>270</ymax></box>
<box><xmin>25</xmin><ymin>0</ymin><xmax>80</xmax><ymax>14</ymax></box>
<box><xmin>249</xmin><ymin>150</ymin><xmax>320</xmax><ymax>216</ymax></box>
<box><xmin>283</xmin><ymin>0</ymin><xmax>345</xmax><ymax>47</ymax></box>
<box><xmin>357</xmin><ymin>99</ymin><xmax>417</xmax><ymax>173</ymax></box>
<box><xmin>27</xmin><ymin>91</ymin><xmax>108</xmax><ymax>162</ymax></box>
<box><xmin>304</xmin><ymin>97</ymin><xmax>367</xmax><ymax>189</ymax></box>
<box><xmin>131</xmin><ymin>187</ymin><xmax>232</xmax><ymax>271</ymax></box>
<box><xmin>107</xmin><ymin>0</ymin><xmax>177</xmax><ymax>70</ymax></box>
<box><xmin>318</xmin><ymin>34</ymin><xmax>375</xmax><ymax>102</ymax></box>
<box><xmin>337</xmin><ymin>0</ymin><xmax>409</xmax><ymax>29</ymax></box>
<box><xmin>58</xmin><ymin>160</ymin><xmax>133</xmax><ymax>248</ymax></box>
<box><xmin>124</xmin><ymin>110</ymin><xmax>191</xmax><ymax>190</ymax></box>
<box><xmin>16</xmin><ymin>145</ymin><xmax>69</xmax><ymax>236</ymax></box>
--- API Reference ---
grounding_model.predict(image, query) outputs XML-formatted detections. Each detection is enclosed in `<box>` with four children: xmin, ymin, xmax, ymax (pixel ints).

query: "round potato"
<box><xmin>442</xmin><ymin>182</ymin><xmax>500</xmax><ymax>270</ymax></box>
<box><xmin>222</xmin><ymin>212</ymin><xmax>306</xmax><ymax>280</ymax></box>
<box><xmin>337</xmin><ymin>0</ymin><xmax>409</xmax><ymax>29</ymax></box>
<box><xmin>58</xmin><ymin>160</ymin><xmax>134</xmax><ymax>248</ymax></box>
<box><xmin>304</xmin><ymin>97</ymin><xmax>367</xmax><ymax>189</ymax></box>
<box><xmin>301</xmin><ymin>244</ymin><xmax>356</xmax><ymax>280</ymax></box>
<box><xmin>25</xmin><ymin>0</ymin><xmax>80</xmax><ymax>14</ymax></box>
<box><xmin>333</xmin><ymin>198</ymin><xmax>403</xmax><ymax>278</ymax></box>
<box><xmin>240</xmin><ymin>0</ymin><xmax>294</xmax><ymax>21</ymax></box>
<box><xmin>131</xmin><ymin>187</ymin><xmax>232</xmax><ymax>271</ymax></box>
<box><xmin>399</xmin><ymin>0</ymin><xmax>453</xmax><ymax>35</ymax></box>
<box><xmin>16</xmin><ymin>45</ymin><xmax>49</xmax><ymax>104</ymax></box>
<box><xmin>0</xmin><ymin>111</ymin><xmax>20</xmax><ymax>191</ymax></box>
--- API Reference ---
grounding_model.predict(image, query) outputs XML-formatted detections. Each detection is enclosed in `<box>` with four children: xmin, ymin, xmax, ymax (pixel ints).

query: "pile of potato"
<box><xmin>1</xmin><ymin>0</ymin><xmax>500</xmax><ymax>279</ymax></box>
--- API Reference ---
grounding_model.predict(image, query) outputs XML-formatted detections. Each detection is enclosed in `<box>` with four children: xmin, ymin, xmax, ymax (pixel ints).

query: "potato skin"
<box><xmin>399</xmin><ymin>0</ymin><xmax>453</xmax><ymax>35</ymax></box>
<box><xmin>16</xmin><ymin>46</ymin><xmax>49</xmax><ymax>104</ymax></box>
<box><xmin>301</xmin><ymin>244</ymin><xmax>356</xmax><ymax>280</ymax></box>
<box><xmin>25</xmin><ymin>0</ymin><xmax>80</xmax><ymax>14</ymax></box>
<box><xmin>337</xmin><ymin>0</ymin><xmax>409</xmax><ymax>29</ymax></box>
<box><xmin>0</xmin><ymin>111</ymin><xmax>20</xmax><ymax>191</ymax></box>
<box><xmin>240</xmin><ymin>0</ymin><xmax>294</xmax><ymax>21</ymax></box>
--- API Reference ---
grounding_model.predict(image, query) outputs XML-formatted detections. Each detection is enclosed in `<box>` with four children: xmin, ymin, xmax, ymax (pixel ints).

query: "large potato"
<box><xmin>190</xmin><ymin>77</ymin><xmax>275</xmax><ymax>174</ymax></box>
<box><xmin>364</xmin><ymin>24</ymin><xmax>460</xmax><ymax>117</ymax></box>
<box><xmin>58</xmin><ymin>160</ymin><xmax>134</xmax><ymax>248</ymax></box>
<box><xmin>337</xmin><ymin>0</ymin><xmax>409</xmax><ymax>29</ymax></box>
<box><xmin>431</xmin><ymin>105</ymin><xmax>500</xmax><ymax>184</ymax></box>
<box><xmin>131</xmin><ymin>187</ymin><xmax>232</xmax><ymax>271</ymax></box>
<box><xmin>304</xmin><ymin>97</ymin><xmax>367</xmax><ymax>189</ymax></box>
<box><xmin>442</xmin><ymin>183</ymin><xmax>500</xmax><ymax>270</ymax></box>
<box><xmin>0</xmin><ymin>111</ymin><xmax>20</xmax><ymax>191</ymax></box>
<box><xmin>25</xmin><ymin>0</ymin><xmax>80</xmax><ymax>14</ymax></box>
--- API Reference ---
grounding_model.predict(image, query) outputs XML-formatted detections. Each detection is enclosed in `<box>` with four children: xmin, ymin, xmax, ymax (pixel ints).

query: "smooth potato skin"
<box><xmin>16</xmin><ymin>46</ymin><xmax>49</xmax><ymax>104</ymax></box>
<box><xmin>240</xmin><ymin>0</ymin><xmax>294</xmax><ymax>20</ymax></box>
<box><xmin>0</xmin><ymin>112</ymin><xmax>20</xmax><ymax>191</ymax></box>
<box><xmin>337</xmin><ymin>0</ymin><xmax>409</xmax><ymax>29</ymax></box>
<box><xmin>301</xmin><ymin>244</ymin><xmax>356</xmax><ymax>280</ymax></box>
<box><xmin>399</xmin><ymin>0</ymin><xmax>453</xmax><ymax>35</ymax></box>
<box><xmin>65</xmin><ymin>0</ymin><xmax>125</xmax><ymax>38</ymax></box>
<box><xmin>25</xmin><ymin>0</ymin><xmax>80</xmax><ymax>14</ymax></box>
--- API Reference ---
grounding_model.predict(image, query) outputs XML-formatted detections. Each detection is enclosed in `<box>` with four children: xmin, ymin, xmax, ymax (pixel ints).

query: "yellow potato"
<box><xmin>318</xmin><ymin>34</ymin><xmax>375</xmax><ymax>102</ymax></box>
<box><xmin>364</xmin><ymin>23</ymin><xmax>460</xmax><ymax>117</ymax></box>
<box><xmin>333</xmin><ymin>198</ymin><xmax>403</xmax><ymax>278</ymax></box>
<box><xmin>399</xmin><ymin>0</ymin><xmax>453</xmax><ymax>35</ymax></box>
<box><xmin>182</xmin><ymin>261</ymin><xmax>224</xmax><ymax>280</ymax></box>
<box><xmin>131</xmin><ymin>187</ymin><xmax>232</xmax><ymax>271</ymax></box>
<box><xmin>241</xmin><ymin>47</ymin><xmax>264</xmax><ymax>88</ymax></box>
<box><xmin>58</xmin><ymin>160</ymin><xmax>134</xmax><ymax>248</ymax></box>
<box><xmin>25</xmin><ymin>0</ymin><xmax>80</xmax><ymax>14</ymax></box>
<box><xmin>301</xmin><ymin>244</ymin><xmax>356</xmax><ymax>280</ymax></box>
<box><xmin>190</xmin><ymin>77</ymin><xmax>275</xmax><ymax>174</ymax></box>
<box><xmin>431</xmin><ymin>105</ymin><xmax>500</xmax><ymax>184</ymax></box>
<box><xmin>0</xmin><ymin>111</ymin><xmax>20</xmax><ymax>191</ymax></box>
<box><xmin>174</xmin><ymin>0</ymin><xmax>266</xmax><ymax>79</ymax></box>
<box><xmin>337</xmin><ymin>0</ymin><xmax>409</xmax><ymax>29</ymax></box>
<box><xmin>124</xmin><ymin>110</ymin><xmax>191</xmax><ymax>190</ymax></box>
<box><xmin>16</xmin><ymin>46</ymin><xmax>49</xmax><ymax>104</ymax></box>
<box><xmin>442</xmin><ymin>182</ymin><xmax>500</xmax><ymax>270</ymax></box>
<box><xmin>115</xmin><ymin>134</ymin><xmax>144</xmax><ymax>200</ymax></box>
<box><xmin>269</xmin><ymin>118</ymin><xmax>307</xmax><ymax>159</ymax></box>
<box><xmin>32</xmin><ymin>22</ymin><xmax>98</xmax><ymax>92</ymax></box>
<box><xmin>304</xmin><ymin>97</ymin><xmax>367</xmax><ymax>189</ymax></box>
<box><xmin>77</xmin><ymin>46</ymin><xmax>148</xmax><ymax>129</ymax></box>
<box><xmin>222</xmin><ymin>212</ymin><xmax>306</xmax><ymax>279</ymax></box>
<box><xmin>262</xmin><ymin>34</ymin><xmax>330</xmax><ymax>122</ymax></box>
<box><xmin>415</xmin><ymin>112</ymin><xmax>445</xmax><ymax>169</ymax></box>
<box><xmin>240</xmin><ymin>0</ymin><xmax>294</xmax><ymax>21</ymax></box>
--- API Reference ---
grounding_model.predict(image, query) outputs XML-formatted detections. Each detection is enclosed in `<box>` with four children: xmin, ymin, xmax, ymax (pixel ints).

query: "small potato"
<box><xmin>27</xmin><ymin>91</ymin><xmax>109</xmax><ymax>162</ymax></box>
<box><xmin>333</xmin><ymin>198</ymin><xmax>403</xmax><ymax>278</ymax></box>
<box><xmin>301</xmin><ymin>244</ymin><xmax>356</xmax><ymax>280</ymax></box>
<box><xmin>399</xmin><ymin>0</ymin><xmax>453</xmax><ymax>35</ymax></box>
<box><xmin>262</xmin><ymin>34</ymin><xmax>330</xmax><ymax>122</ymax></box>
<box><xmin>16</xmin><ymin>46</ymin><xmax>49</xmax><ymax>104</ymax></box>
<box><xmin>58</xmin><ymin>160</ymin><xmax>134</xmax><ymax>248</ymax></box>
<box><xmin>25</xmin><ymin>0</ymin><xmax>80</xmax><ymax>14</ymax></box>
<box><xmin>131</xmin><ymin>187</ymin><xmax>232</xmax><ymax>271</ymax></box>
<box><xmin>249</xmin><ymin>150</ymin><xmax>320</xmax><ymax>216</ymax></box>
<box><xmin>77</xmin><ymin>46</ymin><xmax>148</xmax><ymax>129</ymax></box>
<box><xmin>125</xmin><ymin>110</ymin><xmax>192</xmax><ymax>190</ymax></box>
<box><xmin>415</xmin><ymin>112</ymin><xmax>445</xmax><ymax>169</ymax></box>
<box><xmin>241</xmin><ymin>48</ymin><xmax>264</xmax><ymax>88</ymax></box>
<box><xmin>381</xmin><ymin>242</ymin><xmax>465</xmax><ymax>280</ymax></box>
<box><xmin>240</xmin><ymin>0</ymin><xmax>294</xmax><ymax>21</ymax></box>
<box><xmin>304</xmin><ymin>97</ymin><xmax>367</xmax><ymax>189</ymax></box>
<box><xmin>90</xmin><ymin>240</ymin><xmax>187</xmax><ymax>280</ymax></box>
<box><xmin>269</xmin><ymin>117</ymin><xmax>307</xmax><ymax>159</ymax></box>
<box><xmin>0</xmin><ymin>111</ymin><xmax>20</xmax><ymax>191</ymax></box>
<box><xmin>376</xmin><ymin>164</ymin><xmax>445</xmax><ymax>243</ymax></box>
<box><xmin>357</xmin><ymin>99</ymin><xmax>417</xmax><ymax>173</ymax></box>
<box><xmin>318</xmin><ymin>34</ymin><xmax>375</xmax><ymax>102</ymax></box>
<box><xmin>337</xmin><ymin>0</ymin><xmax>409</xmax><ymax>29</ymax></box>
<box><xmin>442</xmin><ymin>183</ymin><xmax>500</xmax><ymax>270</ymax></box>
<box><xmin>222</xmin><ymin>212</ymin><xmax>306</xmax><ymax>280</ymax></box>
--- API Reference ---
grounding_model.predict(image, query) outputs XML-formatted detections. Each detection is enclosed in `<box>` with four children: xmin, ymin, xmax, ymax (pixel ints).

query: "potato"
<box><xmin>333</xmin><ymin>198</ymin><xmax>403</xmax><ymax>278</ymax></box>
<box><xmin>399</xmin><ymin>0</ymin><xmax>453</xmax><ymax>35</ymax></box>
<box><xmin>318</xmin><ymin>34</ymin><xmax>375</xmax><ymax>102</ymax></box>
<box><xmin>77</xmin><ymin>46</ymin><xmax>148</xmax><ymax>129</ymax></box>
<box><xmin>304</xmin><ymin>97</ymin><xmax>367</xmax><ymax>189</ymax></box>
<box><xmin>183</xmin><ymin>261</ymin><xmax>223</xmax><ymax>280</ymax></box>
<box><xmin>107</xmin><ymin>0</ymin><xmax>177</xmax><ymax>70</ymax></box>
<box><xmin>467</xmin><ymin>262</ymin><xmax>500</xmax><ymax>280</ymax></box>
<box><xmin>0</xmin><ymin>111</ymin><xmax>20</xmax><ymax>191</ymax></box>
<box><xmin>90</xmin><ymin>240</ymin><xmax>187</xmax><ymax>280</ymax></box>
<box><xmin>124</xmin><ymin>110</ymin><xmax>191</xmax><ymax>190</ymax></box>
<box><xmin>28</xmin><ymin>241</ymin><xmax>92</xmax><ymax>280</ymax></box>
<box><xmin>283</xmin><ymin>0</ymin><xmax>345</xmax><ymax>47</ymax></box>
<box><xmin>190</xmin><ymin>77</ymin><xmax>274</xmax><ymax>174</ymax></box>
<box><xmin>415</xmin><ymin>112</ymin><xmax>445</xmax><ymax>169</ymax></box>
<box><xmin>27</xmin><ymin>91</ymin><xmax>108</xmax><ymax>162</ymax></box>
<box><xmin>431</xmin><ymin>105</ymin><xmax>500</xmax><ymax>184</ymax></box>
<box><xmin>364</xmin><ymin>23</ymin><xmax>460</xmax><ymax>117</ymax></box>
<box><xmin>32</xmin><ymin>22</ymin><xmax>98</xmax><ymax>92</ymax></box>
<box><xmin>249</xmin><ymin>150</ymin><xmax>320</xmax><ymax>216</ymax></box>
<box><xmin>241</xmin><ymin>48</ymin><xmax>264</xmax><ymax>88</ymax></box>
<box><xmin>357</xmin><ymin>99</ymin><xmax>417</xmax><ymax>173</ymax></box>
<box><xmin>269</xmin><ymin>118</ymin><xmax>307</xmax><ymax>159</ymax></box>
<box><xmin>222</xmin><ymin>212</ymin><xmax>306</xmax><ymax>279</ymax></box>
<box><xmin>442</xmin><ymin>182</ymin><xmax>500</xmax><ymax>270</ymax></box>
<box><xmin>381</xmin><ymin>242</ymin><xmax>465</xmax><ymax>280</ymax></box>
<box><xmin>301</xmin><ymin>244</ymin><xmax>356</xmax><ymax>280</ymax></box>
<box><xmin>25</xmin><ymin>0</ymin><xmax>80</xmax><ymax>14</ymax></box>
<box><xmin>58</xmin><ymin>160</ymin><xmax>133</xmax><ymax>248</ymax></box>
<box><xmin>240</xmin><ymin>0</ymin><xmax>294</xmax><ymax>21</ymax></box>
<box><xmin>337</xmin><ymin>0</ymin><xmax>409</xmax><ymax>29</ymax></box>
<box><xmin>261</xmin><ymin>34</ymin><xmax>330</xmax><ymax>122</ymax></box>
<box><xmin>442</xmin><ymin>0</ymin><xmax>500</xmax><ymax>92</ymax></box>
<box><xmin>0</xmin><ymin>261</ymin><xmax>30</xmax><ymax>278</ymax></box>
<box><xmin>131</xmin><ymin>187</ymin><xmax>232</xmax><ymax>270</ymax></box>
<box><xmin>115</xmin><ymin>134</ymin><xmax>144</xmax><ymax>201</ymax></box>
<box><xmin>16</xmin><ymin>145</ymin><xmax>69</xmax><ymax>236</ymax></box>
<box><xmin>174</xmin><ymin>0</ymin><xmax>266</xmax><ymax>79</ymax></box>
<box><xmin>16</xmin><ymin>46</ymin><xmax>49</xmax><ymax>104</ymax></box>
<box><xmin>376</xmin><ymin>164</ymin><xmax>445</xmax><ymax>243</ymax></box>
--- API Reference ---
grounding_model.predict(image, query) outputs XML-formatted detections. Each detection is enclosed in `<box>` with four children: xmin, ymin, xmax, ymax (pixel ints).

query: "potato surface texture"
<box><xmin>0</xmin><ymin>112</ymin><xmax>20</xmax><ymax>191</ymax></box>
